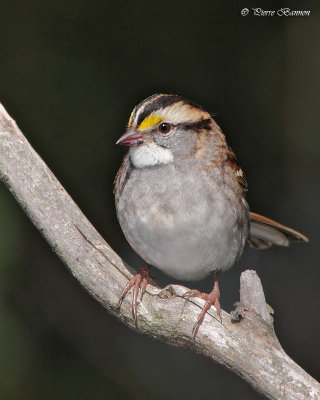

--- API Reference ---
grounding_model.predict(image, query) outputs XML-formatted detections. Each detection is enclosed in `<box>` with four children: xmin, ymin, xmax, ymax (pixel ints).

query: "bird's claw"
<box><xmin>183</xmin><ymin>275</ymin><xmax>222</xmax><ymax>339</ymax></box>
<box><xmin>118</xmin><ymin>265</ymin><xmax>150</xmax><ymax>323</ymax></box>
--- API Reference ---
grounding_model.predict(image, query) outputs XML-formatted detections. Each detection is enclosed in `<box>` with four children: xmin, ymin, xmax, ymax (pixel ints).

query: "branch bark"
<box><xmin>0</xmin><ymin>103</ymin><xmax>318</xmax><ymax>400</ymax></box>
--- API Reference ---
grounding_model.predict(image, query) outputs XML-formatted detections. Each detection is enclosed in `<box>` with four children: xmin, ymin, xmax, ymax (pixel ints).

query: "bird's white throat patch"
<box><xmin>130</xmin><ymin>142</ymin><xmax>173</xmax><ymax>168</ymax></box>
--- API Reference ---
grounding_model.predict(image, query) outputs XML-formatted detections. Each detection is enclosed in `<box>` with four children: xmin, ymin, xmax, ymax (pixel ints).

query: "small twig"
<box><xmin>240</xmin><ymin>269</ymin><xmax>272</xmax><ymax>323</ymax></box>
<box><xmin>0</xmin><ymin>103</ymin><xmax>319</xmax><ymax>400</ymax></box>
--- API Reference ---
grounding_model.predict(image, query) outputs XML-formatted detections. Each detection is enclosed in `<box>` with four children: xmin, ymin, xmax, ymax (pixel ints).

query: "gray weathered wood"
<box><xmin>0</xmin><ymin>103</ymin><xmax>319</xmax><ymax>400</ymax></box>
<box><xmin>240</xmin><ymin>269</ymin><xmax>272</xmax><ymax>323</ymax></box>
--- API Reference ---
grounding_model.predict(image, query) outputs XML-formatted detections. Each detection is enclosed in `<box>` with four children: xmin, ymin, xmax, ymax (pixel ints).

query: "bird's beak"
<box><xmin>116</xmin><ymin>129</ymin><xmax>144</xmax><ymax>147</ymax></box>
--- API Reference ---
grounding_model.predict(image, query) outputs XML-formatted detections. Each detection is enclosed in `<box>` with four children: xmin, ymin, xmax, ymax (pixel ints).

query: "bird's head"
<box><xmin>116</xmin><ymin>94</ymin><xmax>218</xmax><ymax>168</ymax></box>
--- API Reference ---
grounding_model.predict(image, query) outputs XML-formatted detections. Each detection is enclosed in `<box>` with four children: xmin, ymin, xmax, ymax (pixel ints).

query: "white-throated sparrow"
<box><xmin>114</xmin><ymin>94</ymin><xmax>308</xmax><ymax>336</ymax></box>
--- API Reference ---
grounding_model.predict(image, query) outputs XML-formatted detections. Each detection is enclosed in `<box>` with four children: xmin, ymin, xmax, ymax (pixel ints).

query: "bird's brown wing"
<box><xmin>248</xmin><ymin>212</ymin><xmax>309</xmax><ymax>249</ymax></box>
<box><xmin>113</xmin><ymin>153</ymin><xmax>132</xmax><ymax>199</ymax></box>
<box><xmin>225</xmin><ymin>146</ymin><xmax>248</xmax><ymax>194</ymax></box>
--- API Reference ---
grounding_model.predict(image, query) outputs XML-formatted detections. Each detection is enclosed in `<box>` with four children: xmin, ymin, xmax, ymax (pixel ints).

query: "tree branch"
<box><xmin>0</xmin><ymin>103</ymin><xmax>318</xmax><ymax>400</ymax></box>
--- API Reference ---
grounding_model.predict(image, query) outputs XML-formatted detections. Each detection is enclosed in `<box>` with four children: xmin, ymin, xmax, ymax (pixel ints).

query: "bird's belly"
<box><xmin>116</xmin><ymin>168</ymin><xmax>248</xmax><ymax>281</ymax></box>
<box><xmin>124</xmin><ymin>223</ymin><xmax>243</xmax><ymax>281</ymax></box>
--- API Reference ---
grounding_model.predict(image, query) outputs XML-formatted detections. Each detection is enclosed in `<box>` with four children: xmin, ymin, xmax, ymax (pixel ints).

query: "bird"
<box><xmin>114</xmin><ymin>93</ymin><xmax>308</xmax><ymax>337</ymax></box>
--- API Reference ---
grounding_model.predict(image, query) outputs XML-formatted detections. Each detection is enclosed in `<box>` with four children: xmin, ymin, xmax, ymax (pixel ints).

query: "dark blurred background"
<box><xmin>0</xmin><ymin>0</ymin><xmax>319</xmax><ymax>399</ymax></box>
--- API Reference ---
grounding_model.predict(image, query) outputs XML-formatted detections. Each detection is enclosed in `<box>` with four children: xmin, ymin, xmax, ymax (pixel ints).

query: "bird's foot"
<box><xmin>183</xmin><ymin>284</ymin><xmax>221</xmax><ymax>338</ymax></box>
<box><xmin>118</xmin><ymin>265</ymin><xmax>151</xmax><ymax>323</ymax></box>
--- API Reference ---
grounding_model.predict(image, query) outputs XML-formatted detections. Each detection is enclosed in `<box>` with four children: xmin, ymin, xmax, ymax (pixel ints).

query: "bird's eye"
<box><xmin>158</xmin><ymin>122</ymin><xmax>172</xmax><ymax>135</ymax></box>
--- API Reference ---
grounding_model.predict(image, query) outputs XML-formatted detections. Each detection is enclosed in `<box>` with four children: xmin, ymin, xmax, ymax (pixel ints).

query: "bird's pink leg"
<box><xmin>184</xmin><ymin>271</ymin><xmax>221</xmax><ymax>338</ymax></box>
<box><xmin>118</xmin><ymin>265</ymin><xmax>151</xmax><ymax>323</ymax></box>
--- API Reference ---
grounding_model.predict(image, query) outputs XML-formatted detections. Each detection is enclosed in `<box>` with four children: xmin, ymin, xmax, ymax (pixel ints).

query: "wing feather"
<box><xmin>114</xmin><ymin>153</ymin><xmax>132</xmax><ymax>199</ymax></box>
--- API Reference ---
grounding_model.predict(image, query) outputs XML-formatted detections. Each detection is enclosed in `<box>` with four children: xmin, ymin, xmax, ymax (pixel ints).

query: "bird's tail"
<box><xmin>248</xmin><ymin>212</ymin><xmax>309</xmax><ymax>249</ymax></box>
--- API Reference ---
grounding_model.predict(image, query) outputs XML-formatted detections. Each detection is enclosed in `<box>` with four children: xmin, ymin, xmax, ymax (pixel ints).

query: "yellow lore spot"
<box><xmin>138</xmin><ymin>113</ymin><xmax>163</xmax><ymax>130</ymax></box>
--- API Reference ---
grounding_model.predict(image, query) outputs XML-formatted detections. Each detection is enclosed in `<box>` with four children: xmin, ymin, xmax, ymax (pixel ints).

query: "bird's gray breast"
<box><xmin>116</xmin><ymin>162</ymin><xmax>248</xmax><ymax>281</ymax></box>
